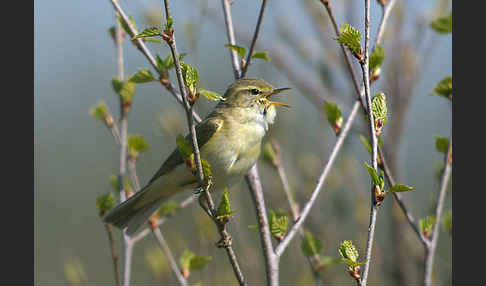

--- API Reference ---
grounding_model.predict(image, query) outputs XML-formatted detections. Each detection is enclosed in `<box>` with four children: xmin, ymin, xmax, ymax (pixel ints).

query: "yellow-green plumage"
<box><xmin>103</xmin><ymin>78</ymin><xmax>290</xmax><ymax>235</ymax></box>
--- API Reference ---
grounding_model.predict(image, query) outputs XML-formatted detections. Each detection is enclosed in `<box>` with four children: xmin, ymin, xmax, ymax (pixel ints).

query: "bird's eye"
<box><xmin>250</xmin><ymin>88</ymin><xmax>260</xmax><ymax>95</ymax></box>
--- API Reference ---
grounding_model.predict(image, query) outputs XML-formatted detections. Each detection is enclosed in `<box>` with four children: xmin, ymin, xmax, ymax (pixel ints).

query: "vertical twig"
<box><xmin>360</xmin><ymin>0</ymin><xmax>379</xmax><ymax>284</ymax></box>
<box><xmin>152</xmin><ymin>228</ymin><xmax>189</xmax><ymax>286</ymax></box>
<box><xmin>161</xmin><ymin>1</ymin><xmax>247</xmax><ymax>285</ymax></box>
<box><xmin>104</xmin><ymin>224</ymin><xmax>121</xmax><ymax>286</ymax></box>
<box><xmin>241</xmin><ymin>0</ymin><xmax>268</xmax><ymax>78</ymax></box>
<box><xmin>221</xmin><ymin>0</ymin><xmax>242</xmax><ymax>78</ymax></box>
<box><xmin>424</xmin><ymin>140</ymin><xmax>452</xmax><ymax>286</ymax></box>
<box><xmin>245</xmin><ymin>166</ymin><xmax>279</xmax><ymax>286</ymax></box>
<box><xmin>111</xmin><ymin>2</ymin><xmax>134</xmax><ymax>285</ymax></box>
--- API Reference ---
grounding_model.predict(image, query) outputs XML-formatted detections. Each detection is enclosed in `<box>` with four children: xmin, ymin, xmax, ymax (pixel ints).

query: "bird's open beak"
<box><xmin>266</xmin><ymin>87</ymin><xmax>291</xmax><ymax>108</ymax></box>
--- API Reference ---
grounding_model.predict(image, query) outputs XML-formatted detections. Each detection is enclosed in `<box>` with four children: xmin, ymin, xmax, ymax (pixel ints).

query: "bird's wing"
<box><xmin>148</xmin><ymin>117</ymin><xmax>224</xmax><ymax>184</ymax></box>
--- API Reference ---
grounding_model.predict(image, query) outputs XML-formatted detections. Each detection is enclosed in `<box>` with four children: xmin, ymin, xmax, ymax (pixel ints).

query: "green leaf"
<box><xmin>180</xmin><ymin>62</ymin><xmax>199</xmax><ymax>95</ymax></box>
<box><xmin>419</xmin><ymin>215</ymin><xmax>436</xmax><ymax>237</ymax></box>
<box><xmin>371</xmin><ymin>92</ymin><xmax>387</xmax><ymax>131</ymax></box>
<box><xmin>388</xmin><ymin>184</ymin><xmax>415</xmax><ymax>193</ymax></box>
<box><xmin>189</xmin><ymin>255</ymin><xmax>212</xmax><ymax>270</ymax></box>
<box><xmin>269</xmin><ymin>210</ymin><xmax>288</xmax><ymax>239</ymax></box>
<box><xmin>133</xmin><ymin>27</ymin><xmax>162</xmax><ymax>40</ymax></box>
<box><xmin>301</xmin><ymin>230</ymin><xmax>323</xmax><ymax>257</ymax></box>
<box><xmin>369</xmin><ymin>45</ymin><xmax>385</xmax><ymax>72</ymax></box>
<box><xmin>96</xmin><ymin>192</ymin><xmax>115</xmax><ymax>216</ymax></box>
<box><xmin>434</xmin><ymin>136</ymin><xmax>450</xmax><ymax>154</ymax></box>
<box><xmin>224</xmin><ymin>44</ymin><xmax>248</xmax><ymax>58</ymax></box>
<box><xmin>130</xmin><ymin>69</ymin><xmax>156</xmax><ymax>83</ymax></box>
<box><xmin>118</xmin><ymin>15</ymin><xmax>137</xmax><ymax>35</ymax></box>
<box><xmin>334</xmin><ymin>23</ymin><xmax>362</xmax><ymax>58</ymax></box>
<box><xmin>176</xmin><ymin>134</ymin><xmax>193</xmax><ymax>158</ymax></box>
<box><xmin>109</xmin><ymin>175</ymin><xmax>120</xmax><ymax>191</ymax></box>
<box><xmin>323</xmin><ymin>101</ymin><xmax>342</xmax><ymax>126</ymax></box>
<box><xmin>108</xmin><ymin>26</ymin><xmax>116</xmax><ymax>40</ymax></box>
<box><xmin>216</xmin><ymin>188</ymin><xmax>237</xmax><ymax>220</ymax></box>
<box><xmin>158</xmin><ymin>202</ymin><xmax>181</xmax><ymax>216</ymax></box>
<box><xmin>251</xmin><ymin>51</ymin><xmax>270</xmax><ymax>62</ymax></box>
<box><xmin>364</xmin><ymin>162</ymin><xmax>380</xmax><ymax>185</ymax></box>
<box><xmin>201</xmin><ymin>158</ymin><xmax>212</xmax><ymax>177</ymax></box>
<box><xmin>360</xmin><ymin>135</ymin><xmax>372</xmax><ymax>154</ymax></box>
<box><xmin>198</xmin><ymin>89</ymin><xmax>225</xmax><ymax>101</ymax></box>
<box><xmin>163</xmin><ymin>53</ymin><xmax>187</xmax><ymax>71</ymax></box>
<box><xmin>430</xmin><ymin>12</ymin><xmax>452</xmax><ymax>34</ymax></box>
<box><xmin>180</xmin><ymin>250</ymin><xmax>195</xmax><ymax>270</ymax></box>
<box><xmin>144</xmin><ymin>38</ymin><xmax>162</xmax><ymax>44</ymax></box>
<box><xmin>112</xmin><ymin>78</ymin><xmax>136</xmax><ymax>103</ymax></box>
<box><xmin>248</xmin><ymin>225</ymin><xmax>259</xmax><ymax>230</ymax></box>
<box><xmin>338</xmin><ymin>240</ymin><xmax>364</xmax><ymax>267</ymax></box>
<box><xmin>165</xmin><ymin>16</ymin><xmax>173</xmax><ymax>33</ymax></box>
<box><xmin>432</xmin><ymin>76</ymin><xmax>452</xmax><ymax>100</ymax></box>
<box><xmin>90</xmin><ymin>101</ymin><xmax>108</xmax><ymax>120</ymax></box>
<box><xmin>179</xmin><ymin>250</ymin><xmax>211</xmax><ymax>271</ymax></box>
<box><xmin>155</xmin><ymin>54</ymin><xmax>166</xmax><ymax>75</ymax></box>
<box><xmin>128</xmin><ymin>134</ymin><xmax>150</xmax><ymax>156</ymax></box>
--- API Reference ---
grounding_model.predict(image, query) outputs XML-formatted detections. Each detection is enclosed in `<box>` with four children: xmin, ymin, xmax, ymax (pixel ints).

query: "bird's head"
<box><xmin>219</xmin><ymin>78</ymin><xmax>290</xmax><ymax>126</ymax></box>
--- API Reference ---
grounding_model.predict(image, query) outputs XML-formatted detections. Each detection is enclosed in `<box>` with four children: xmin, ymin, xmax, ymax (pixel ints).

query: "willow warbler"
<box><xmin>103</xmin><ymin>78</ymin><xmax>290</xmax><ymax>234</ymax></box>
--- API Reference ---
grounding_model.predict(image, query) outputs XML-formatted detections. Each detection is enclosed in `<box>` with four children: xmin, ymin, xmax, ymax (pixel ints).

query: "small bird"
<box><xmin>103</xmin><ymin>78</ymin><xmax>290</xmax><ymax>235</ymax></box>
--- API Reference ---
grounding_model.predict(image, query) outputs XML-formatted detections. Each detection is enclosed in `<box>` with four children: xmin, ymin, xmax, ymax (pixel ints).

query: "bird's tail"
<box><xmin>103</xmin><ymin>184</ymin><xmax>166</xmax><ymax>235</ymax></box>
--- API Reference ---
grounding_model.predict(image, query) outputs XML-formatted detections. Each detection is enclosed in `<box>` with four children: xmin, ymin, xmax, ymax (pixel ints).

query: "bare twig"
<box><xmin>104</xmin><ymin>224</ymin><xmax>121</xmax><ymax>286</ymax></box>
<box><xmin>245</xmin><ymin>165</ymin><xmax>279</xmax><ymax>286</ymax></box>
<box><xmin>379</xmin><ymin>148</ymin><xmax>430</xmax><ymax>248</ymax></box>
<box><xmin>276</xmin><ymin>100</ymin><xmax>361</xmax><ymax>256</ymax></box>
<box><xmin>424</xmin><ymin>139</ymin><xmax>452</xmax><ymax>286</ymax></box>
<box><xmin>271</xmin><ymin>141</ymin><xmax>323</xmax><ymax>285</ymax></box>
<box><xmin>220</xmin><ymin>0</ymin><xmax>242</xmax><ymax>78</ymax></box>
<box><xmin>152</xmin><ymin>228</ymin><xmax>189</xmax><ymax>286</ymax></box>
<box><xmin>241</xmin><ymin>0</ymin><xmax>268</xmax><ymax>78</ymax></box>
<box><xmin>131</xmin><ymin>195</ymin><xmax>196</xmax><ymax>244</ymax></box>
<box><xmin>110</xmin><ymin>4</ymin><xmax>134</xmax><ymax>285</ymax></box>
<box><xmin>122</xmin><ymin>241</ymin><xmax>133</xmax><ymax>286</ymax></box>
<box><xmin>359</xmin><ymin>0</ymin><xmax>379</xmax><ymax>284</ymax></box>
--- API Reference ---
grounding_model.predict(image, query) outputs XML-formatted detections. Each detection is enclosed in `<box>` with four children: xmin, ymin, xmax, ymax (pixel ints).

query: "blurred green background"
<box><xmin>34</xmin><ymin>0</ymin><xmax>451</xmax><ymax>285</ymax></box>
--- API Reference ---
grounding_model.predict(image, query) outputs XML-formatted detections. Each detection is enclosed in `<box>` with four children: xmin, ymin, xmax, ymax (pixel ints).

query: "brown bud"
<box><xmin>181</xmin><ymin>268</ymin><xmax>190</xmax><ymax>278</ymax></box>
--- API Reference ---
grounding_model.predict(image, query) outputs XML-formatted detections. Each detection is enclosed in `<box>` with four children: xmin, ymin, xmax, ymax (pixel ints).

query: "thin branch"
<box><xmin>379</xmin><ymin>147</ymin><xmax>430</xmax><ymax>248</ymax></box>
<box><xmin>104</xmin><ymin>224</ymin><xmax>121</xmax><ymax>286</ymax></box>
<box><xmin>245</xmin><ymin>165</ymin><xmax>279</xmax><ymax>286</ymax></box>
<box><xmin>271</xmin><ymin>141</ymin><xmax>323</xmax><ymax>285</ymax></box>
<box><xmin>375</xmin><ymin>0</ymin><xmax>397</xmax><ymax>47</ymax></box>
<box><xmin>122</xmin><ymin>241</ymin><xmax>134</xmax><ymax>286</ymax></box>
<box><xmin>152</xmin><ymin>228</ymin><xmax>189</xmax><ymax>286</ymax></box>
<box><xmin>108</xmin><ymin>0</ymin><xmax>201</xmax><ymax>123</ymax></box>
<box><xmin>220</xmin><ymin>0</ymin><xmax>242</xmax><ymax>78</ymax></box>
<box><xmin>424</xmin><ymin>139</ymin><xmax>452</xmax><ymax>286</ymax></box>
<box><xmin>111</xmin><ymin>3</ymin><xmax>134</xmax><ymax>285</ymax></box>
<box><xmin>241</xmin><ymin>0</ymin><xmax>268</xmax><ymax>78</ymax></box>
<box><xmin>276</xmin><ymin>100</ymin><xmax>361</xmax><ymax>257</ymax></box>
<box><xmin>131</xmin><ymin>195</ymin><xmax>196</xmax><ymax>244</ymax></box>
<box><xmin>360</xmin><ymin>0</ymin><xmax>379</xmax><ymax>284</ymax></box>
<box><xmin>320</xmin><ymin>0</ymin><xmax>366</xmax><ymax>109</ymax></box>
